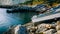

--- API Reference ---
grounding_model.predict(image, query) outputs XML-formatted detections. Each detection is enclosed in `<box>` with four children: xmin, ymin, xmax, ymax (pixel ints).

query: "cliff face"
<box><xmin>23</xmin><ymin>0</ymin><xmax>60</xmax><ymax>7</ymax></box>
<box><xmin>0</xmin><ymin>0</ymin><xmax>12</xmax><ymax>5</ymax></box>
<box><xmin>0</xmin><ymin>0</ymin><xmax>21</xmax><ymax>6</ymax></box>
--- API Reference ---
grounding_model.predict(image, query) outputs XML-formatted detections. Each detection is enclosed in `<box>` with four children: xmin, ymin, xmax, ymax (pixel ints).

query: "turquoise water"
<box><xmin>0</xmin><ymin>8</ymin><xmax>37</xmax><ymax>34</ymax></box>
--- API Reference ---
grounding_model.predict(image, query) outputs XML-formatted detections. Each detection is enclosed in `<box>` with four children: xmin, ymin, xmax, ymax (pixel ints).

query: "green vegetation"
<box><xmin>20</xmin><ymin>0</ymin><xmax>60</xmax><ymax>6</ymax></box>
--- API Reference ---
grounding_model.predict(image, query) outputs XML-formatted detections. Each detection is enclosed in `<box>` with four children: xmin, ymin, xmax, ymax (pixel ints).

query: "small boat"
<box><xmin>31</xmin><ymin>8</ymin><xmax>60</xmax><ymax>23</ymax></box>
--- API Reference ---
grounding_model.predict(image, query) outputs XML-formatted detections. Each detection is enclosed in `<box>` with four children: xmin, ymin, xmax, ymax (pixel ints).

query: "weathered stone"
<box><xmin>45</xmin><ymin>24</ymin><xmax>51</xmax><ymax>29</ymax></box>
<box><xmin>14</xmin><ymin>25</ymin><xmax>21</xmax><ymax>34</ymax></box>
<box><xmin>56</xmin><ymin>25</ymin><xmax>60</xmax><ymax>31</ymax></box>
<box><xmin>43</xmin><ymin>29</ymin><xmax>56</xmax><ymax>34</ymax></box>
<box><xmin>56</xmin><ymin>21</ymin><xmax>60</xmax><ymax>31</ymax></box>
<box><xmin>56</xmin><ymin>30</ymin><xmax>60</xmax><ymax>34</ymax></box>
<box><xmin>36</xmin><ymin>24</ymin><xmax>48</xmax><ymax>33</ymax></box>
<box><xmin>56</xmin><ymin>21</ymin><xmax>60</xmax><ymax>25</ymax></box>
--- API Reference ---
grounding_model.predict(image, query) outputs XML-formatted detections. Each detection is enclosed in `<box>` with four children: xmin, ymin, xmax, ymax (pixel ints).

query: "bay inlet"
<box><xmin>0</xmin><ymin>8</ymin><xmax>37</xmax><ymax>34</ymax></box>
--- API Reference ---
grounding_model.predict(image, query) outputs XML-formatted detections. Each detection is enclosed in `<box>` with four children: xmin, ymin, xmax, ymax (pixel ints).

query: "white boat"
<box><xmin>31</xmin><ymin>9</ymin><xmax>60</xmax><ymax>23</ymax></box>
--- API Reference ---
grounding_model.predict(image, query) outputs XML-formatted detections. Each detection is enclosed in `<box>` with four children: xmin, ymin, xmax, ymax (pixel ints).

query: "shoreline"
<box><xmin>0</xmin><ymin>5</ymin><xmax>18</xmax><ymax>9</ymax></box>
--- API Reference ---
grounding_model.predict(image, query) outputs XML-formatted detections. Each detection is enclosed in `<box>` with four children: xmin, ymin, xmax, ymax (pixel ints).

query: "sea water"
<box><xmin>0</xmin><ymin>8</ymin><xmax>37</xmax><ymax>34</ymax></box>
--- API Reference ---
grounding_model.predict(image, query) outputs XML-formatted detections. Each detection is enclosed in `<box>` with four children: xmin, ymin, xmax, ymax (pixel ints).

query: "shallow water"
<box><xmin>0</xmin><ymin>8</ymin><xmax>36</xmax><ymax>34</ymax></box>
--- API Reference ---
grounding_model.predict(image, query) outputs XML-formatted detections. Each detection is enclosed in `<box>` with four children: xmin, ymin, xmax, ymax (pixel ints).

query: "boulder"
<box><xmin>43</xmin><ymin>29</ymin><xmax>56</xmax><ymax>34</ymax></box>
